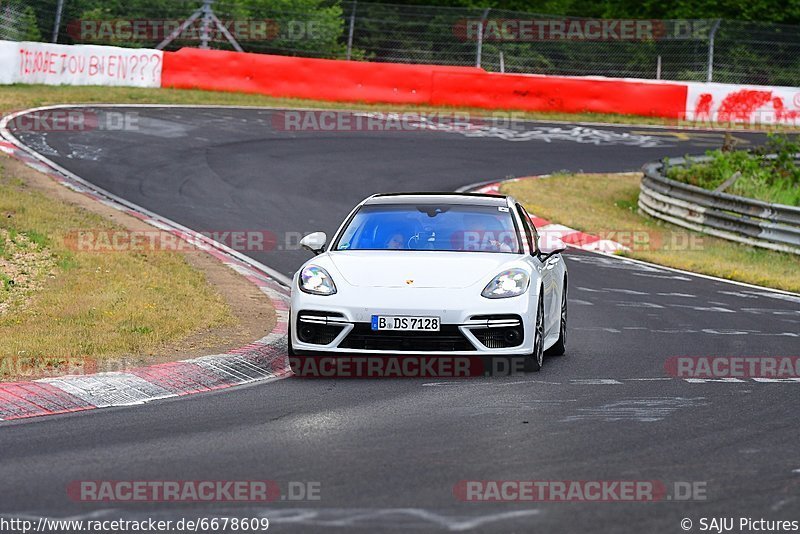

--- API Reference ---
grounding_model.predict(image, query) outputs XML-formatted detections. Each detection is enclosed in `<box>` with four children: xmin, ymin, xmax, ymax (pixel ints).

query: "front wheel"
<box><xmin>523</xmin><ymin>293</ymin><xmax>545</xmax><ymax>372</ymax></box>
<box><xmin>545</xmin><ymin>276</ymin><xmax>567</xmax><ymax>356</ymax></box>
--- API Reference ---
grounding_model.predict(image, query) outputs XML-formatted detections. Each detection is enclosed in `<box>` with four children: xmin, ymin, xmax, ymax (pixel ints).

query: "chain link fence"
<box><xmin>6</xmin><ymin>0</ymin><xmax>800</xmax><ymax>86</ymax></box>
<box><xmin>1</xmin><ymin>1</ymin><xmax>43</xmax><ymax>41</ymax></box>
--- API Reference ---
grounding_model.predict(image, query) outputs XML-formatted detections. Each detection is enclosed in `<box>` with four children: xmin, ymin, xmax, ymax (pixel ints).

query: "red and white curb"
<box><xmin>471</xmin><ymin>178</ymin><xmax>629</xmax><ymax>254</ymax></box>
<box><xmin>0</xmin><ymin>112</ymin><xmax>292</xmax><ymax>422</ymax></box>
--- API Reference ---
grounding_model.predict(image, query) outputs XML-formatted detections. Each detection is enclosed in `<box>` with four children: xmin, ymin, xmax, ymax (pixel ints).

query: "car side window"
<box><xmin>522</xmin><ymin>206</ymin><xmax>541</xmax><ymax>252</ymax></box>
<box><xmin>517</xmin><ymin>204</ymin><xmax>541</xmax><ymax>254</ymax></box>
<box><xmin>515</xmin><ymin>203</ymin><xmax>537</xmax><ymax>254</ymax></box>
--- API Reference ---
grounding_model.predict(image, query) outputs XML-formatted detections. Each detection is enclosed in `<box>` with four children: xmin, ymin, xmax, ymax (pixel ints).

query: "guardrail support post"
<box><xmin>475</xmin><ymin>8</ymin><xmax>490</xmax><ymax>68</ymax></box>
<box><xmin>199</xmin><ymin>0</ymin><xmax>213</xmax><ymax>49</ymax></box>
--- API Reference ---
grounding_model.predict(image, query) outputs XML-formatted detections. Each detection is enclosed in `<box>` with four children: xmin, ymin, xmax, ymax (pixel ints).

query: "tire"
<box><xmin>545</xmin><ymin>276</ymin><xmax>567</xmax><ymax>357</ymax></box>
<box><xmin>524</xmin><ymin>293</ymin><xmax>545</xmax><ymax>372</ymax></box>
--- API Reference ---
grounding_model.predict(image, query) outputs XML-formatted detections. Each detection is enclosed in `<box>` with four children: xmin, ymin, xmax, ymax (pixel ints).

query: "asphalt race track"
<box><xmin>1</xmin><ymin>107</ymin><xmax>799</xmax><ymax>533</ymax></box>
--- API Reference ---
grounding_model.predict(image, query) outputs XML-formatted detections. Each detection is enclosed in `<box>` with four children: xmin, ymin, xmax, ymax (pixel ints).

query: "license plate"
<box><xmin>371</xmin><ymin>315</ymin><xmax>440</xmax><ymax>331</ymax></box>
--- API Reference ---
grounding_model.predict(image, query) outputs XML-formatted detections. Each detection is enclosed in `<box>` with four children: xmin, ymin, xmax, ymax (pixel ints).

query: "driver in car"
<box><xmin>464</xmin><ymin>215</ymin><xmax>513</xmax><ymax>252</ymax></box>
<box><xmin>385</xmin><ymin>232</ymin><xmax>406</xmax><ymax>250</ymax></box>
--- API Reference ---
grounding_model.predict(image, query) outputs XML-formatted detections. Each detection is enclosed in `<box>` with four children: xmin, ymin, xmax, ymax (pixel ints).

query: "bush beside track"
<box><xmin>667</xmin><ymin>134</ymin><xmax>800</xmax><ymax>206</ymax></box>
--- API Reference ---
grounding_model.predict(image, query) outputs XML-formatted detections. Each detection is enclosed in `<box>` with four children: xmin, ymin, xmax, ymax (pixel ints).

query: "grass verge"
<box><xmin>0</xmin><ymin>156</ymin><xmax>275</xmax><ymax>381</ymax></box>
<box><xmin>2</xmin><ymin>84</ymin><xmax>798</xmax><ymax>131</ymax></box>
<box><xmin>503</xmin><ymin>173</ymin><xmax>800</xmax><ymax>293</ymax></box>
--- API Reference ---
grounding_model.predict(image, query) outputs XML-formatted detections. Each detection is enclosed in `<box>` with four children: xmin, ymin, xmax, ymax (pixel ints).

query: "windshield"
<box><xmin>334</xmin><ymin>203</ymin><xmax>521</xmax><ymax>253</ymax></box>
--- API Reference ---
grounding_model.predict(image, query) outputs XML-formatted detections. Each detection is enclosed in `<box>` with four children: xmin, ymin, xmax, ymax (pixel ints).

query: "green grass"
<box><xmin>0</xmin><ymin>159</ymin><xmax>236</xmax><ymax>379</ymax></box>
<box><xmin>0</xmin><ymin>272</ymin><xmax>13</xmax><ymax>291</ymax></box>
<box><xmin>503</xmin><ymin>173</ymin><xmax>800</xmax><ymax>292</ymax></box>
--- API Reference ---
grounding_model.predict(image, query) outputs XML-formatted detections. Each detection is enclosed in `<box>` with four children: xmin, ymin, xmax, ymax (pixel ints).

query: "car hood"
<box><xmin>327</xmin><ymin>250</ymin><xmax>520</xmax><ymax>289</ymax></box>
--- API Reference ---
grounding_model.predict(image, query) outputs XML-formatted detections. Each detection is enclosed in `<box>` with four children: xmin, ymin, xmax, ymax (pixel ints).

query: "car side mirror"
<box><xmin>300</xmin><ymin>232</ymin><xmax>327</xmax><ymax>255</ymax></box>
<box><xmin>537</xmin><ymin>234</ymin><xmax>566</xmax><ymax>261</ymax></box>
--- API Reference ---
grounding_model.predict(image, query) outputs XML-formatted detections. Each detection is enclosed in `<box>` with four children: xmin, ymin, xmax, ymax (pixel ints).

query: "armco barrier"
<box><xmin>639</xmin><ymin>156</ymin><xmax>800</xmax><ymax>255</ymax></box>
<box><xmin>161</xmin><ymin>47</ymin><xmax>688</xmax><ymax>118</ymax></box>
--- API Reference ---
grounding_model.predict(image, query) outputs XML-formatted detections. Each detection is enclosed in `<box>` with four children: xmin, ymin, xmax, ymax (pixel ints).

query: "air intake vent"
<box><xmin>469</xmin><ymin>315</ymin><xmax>523</xmax><ymax>348</ymax></box>
<box><xmin>297</xmin><ymin>311</ymin><xmax>347</xmax><ymax>345</ymax></box>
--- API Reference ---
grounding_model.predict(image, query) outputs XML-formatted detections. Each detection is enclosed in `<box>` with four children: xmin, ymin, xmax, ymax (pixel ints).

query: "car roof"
<box><xmin>364</xmin><ymin>192</ymin><xmax>510</xmax><ymax>207</ymax></box>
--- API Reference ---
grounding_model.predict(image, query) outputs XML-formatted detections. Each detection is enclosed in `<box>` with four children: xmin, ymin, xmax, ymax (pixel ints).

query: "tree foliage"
<box><xmin>360</xmin><ymin>0</ymin><xmax>800</xmax><ymax>25</ymax></box>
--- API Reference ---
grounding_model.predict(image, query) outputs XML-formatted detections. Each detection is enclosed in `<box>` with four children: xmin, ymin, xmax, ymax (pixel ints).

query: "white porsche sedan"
<box><xmin>289</xmin><ymin>192</ymin><xmax>568</xmax><ymax>372</ymax></box>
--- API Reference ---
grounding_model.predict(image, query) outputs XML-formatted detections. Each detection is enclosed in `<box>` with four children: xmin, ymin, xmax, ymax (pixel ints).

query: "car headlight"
<box><xmin>481</xmin><ymin>268</ymin><xmax>530</xmax><ymax>299</ymax></box>
<box><xmin>299</xmin><ymin>265</ymin><xmax>337</xmax><ymax>295</ymax></box>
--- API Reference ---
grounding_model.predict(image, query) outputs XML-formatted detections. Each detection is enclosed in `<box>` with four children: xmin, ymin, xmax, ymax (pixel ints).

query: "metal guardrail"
<box><xmin>639</xmin><ymin>155</ymin><xmax>800</xmax><ymax>255</ymax></box>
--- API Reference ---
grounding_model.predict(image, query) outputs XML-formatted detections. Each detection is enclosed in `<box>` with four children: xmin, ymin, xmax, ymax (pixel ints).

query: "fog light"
<box><xmin>504</xmin><ymin>328</ymin><xmax>521</xmax><ymax>344</ymax></box>
<box><xmin>299</xmin><ymin>325</ymin><xmax>316</xmax><ymax>342</ymax></box>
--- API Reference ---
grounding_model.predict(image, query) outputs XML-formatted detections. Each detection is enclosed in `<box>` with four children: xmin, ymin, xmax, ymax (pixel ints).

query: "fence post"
<box><xmin>475</xmin><ymin>8</ymin><xmax>490</xmax><ymax>68</ymax></box>
<box><xmin>157</xmin><ymin>8</ymin><xmax>204</xmax><ymax>50</ymax></box>
<box><xmin>51</xmin><ymin>0</ymin><xmax>64</xmax><ymax>43</ymax></box>
<box><xmin>707</xmin><ymin>19</ymin><xmax>721</xmax><ymax>82</ymax></box>
<box><xmin>346</xmin><ymin>1</ymin><xmax>357</xmax><ymax>60</ymax></box>
<box><xmin>157</xmin><ymin>0</ymin><xmax>240</xmax><ymax>51</ymax></box>
<box><xmin>656</xmin><ymin>55</ymin><xmax>661</xmax><ymax>80</ymax></box>
<box><xmin>199</xmin><ymin>0</ymin><xmax>213</xmax><ymax>50</ymax></box>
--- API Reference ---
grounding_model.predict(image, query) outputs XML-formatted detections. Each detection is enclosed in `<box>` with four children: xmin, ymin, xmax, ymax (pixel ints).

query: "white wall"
<box><xmin>685</xmin><ymin>82</ymin><xmax>800</xmax><ymax>126</ymax></box>
<box><xmin>2</xmin><ymin>40</ymin><xmax>162</xmax><ymax>88</ymax></box>
<box><xmin>0</xmin><ymin>41</ymin><xmax>19</xmax><ymax>84</ymax></box>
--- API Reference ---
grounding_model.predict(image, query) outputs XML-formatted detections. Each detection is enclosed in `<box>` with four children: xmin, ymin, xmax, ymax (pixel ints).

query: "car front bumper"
<box><xmin>290</xmin><ymin>285</ymin><xmax>538</xmax><ymax>355</ymax></box>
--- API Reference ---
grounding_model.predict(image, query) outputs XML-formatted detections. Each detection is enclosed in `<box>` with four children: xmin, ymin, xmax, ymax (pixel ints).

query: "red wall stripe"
<box><xmin>161</xmin><ymin>48</ymin><xmax>688</xmax><ymax>118</ymax></box>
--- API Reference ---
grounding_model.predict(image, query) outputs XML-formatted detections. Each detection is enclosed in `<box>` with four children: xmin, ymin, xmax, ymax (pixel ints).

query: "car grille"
<box><xmin>340</xmin><ymin>324</ymin><xmax>475</xmax><ymax>352</ymax></box>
